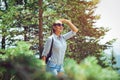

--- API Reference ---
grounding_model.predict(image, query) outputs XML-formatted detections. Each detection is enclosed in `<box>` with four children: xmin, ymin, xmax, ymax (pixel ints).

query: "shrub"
<box><xmin>64</xmin><ymin>57</ymin><xmax>120</xmax><ymax>80</ymax></box>
<box><xmin>0</xmin><ymin>41</ymin><xmax>119</xmax><ymax>80</ymax></box>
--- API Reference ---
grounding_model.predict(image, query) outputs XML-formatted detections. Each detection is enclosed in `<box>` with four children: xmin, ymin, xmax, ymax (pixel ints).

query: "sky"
<box><xmin>95</xmin><ymin>0</ymin><xmax>120</xmax><ymax>70</ymax></box>
<box><xmin>95</xmin><ymin>0</ymin><xmax>120</xmax><ymax>55</ymax></box>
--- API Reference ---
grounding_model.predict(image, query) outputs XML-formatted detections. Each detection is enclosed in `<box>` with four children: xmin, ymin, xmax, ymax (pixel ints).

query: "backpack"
<box><xmin>40</xmin><ymin>38</ymin><xmax>54</xmax><ymax>63</ymax></box>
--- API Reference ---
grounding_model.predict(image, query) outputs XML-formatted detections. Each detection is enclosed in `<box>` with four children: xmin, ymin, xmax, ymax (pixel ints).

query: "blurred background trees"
<box><xmin>0</xmin><ymin>0</ymin><xmax>115</xmax><ymax>65</ymax></box>
<box><xmin>0</xmin><ymin>0</ymin><xmax>119</xmax><ymax>79</ymax></box>
<box><xmin>0</xmin><ymin>0</ymin><xmax>39</xmax><ymax>49</ymax></box>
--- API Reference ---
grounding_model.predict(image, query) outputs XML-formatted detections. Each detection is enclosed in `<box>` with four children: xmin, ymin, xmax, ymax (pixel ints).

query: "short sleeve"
<box><xmin>63</xmin><ymin>31</ymin><xmax>76</xmax><ymax>40</ymax></box>
<box><xmin>42</xmin><ymin>37</ymin><xmax>52</xmax><ymax>57</ymax></box>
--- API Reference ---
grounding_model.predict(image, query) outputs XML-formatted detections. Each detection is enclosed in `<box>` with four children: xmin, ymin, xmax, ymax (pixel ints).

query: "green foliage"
<box><xmin>0</xmin><ymin>41</ymin><xmax>57</xmax><ymax>80</ymax></box>
<box><xmin>0</xmin><ymin>0</ymin><xmax>39</xmax><ymax>49</ymax></box>
<box><xmin>0</xmin><ymin>41</ymin><xmax>119</xmax><ymax>80</ymax></box>
<box><xmin>59</xmin><ymin>0</ymin><xmax>115</xmax><ymax>65</ymax></box>
<box><xmin>64</xmin><ymin>57</ymin><xmax>120</xmax><ymax>80</ymax></box>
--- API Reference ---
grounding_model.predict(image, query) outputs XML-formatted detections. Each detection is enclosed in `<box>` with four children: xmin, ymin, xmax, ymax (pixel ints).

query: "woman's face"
<box><xmin>53</xmin><ymin>20</ymin><xmax>64</xmax><ymax>33</ymax></box>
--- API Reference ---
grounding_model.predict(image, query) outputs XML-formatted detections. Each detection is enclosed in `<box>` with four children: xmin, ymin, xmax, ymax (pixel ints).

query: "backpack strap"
<box><xmin>46</xmin><ymin>37</ymin><xmax>54</xmax><ymax>63</ymax></box>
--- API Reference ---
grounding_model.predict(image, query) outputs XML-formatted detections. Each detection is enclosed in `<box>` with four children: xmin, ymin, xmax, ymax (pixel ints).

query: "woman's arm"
<box><xmin>41</xmin><ymin>37</ymin><xmax>52</xmax><ymax>62</ymax></box>
<box><xmin>59</xmin><ymin>19</ymin><xmax>79</xmax><ymax>33</ymax></box>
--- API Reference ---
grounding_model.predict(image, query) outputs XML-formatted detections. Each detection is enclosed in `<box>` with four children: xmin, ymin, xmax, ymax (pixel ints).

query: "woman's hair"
<box><xmin>50</xmin><ymin>23</ymin><xmax>56</xmax><ymax>35</ymax></box>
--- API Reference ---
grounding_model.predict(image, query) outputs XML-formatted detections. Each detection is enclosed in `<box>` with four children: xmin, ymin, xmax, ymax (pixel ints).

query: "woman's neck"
<box><xmin>54</xmin><ymin>32</ymin><xmax>60</xmax><ymax>37</ymax></box>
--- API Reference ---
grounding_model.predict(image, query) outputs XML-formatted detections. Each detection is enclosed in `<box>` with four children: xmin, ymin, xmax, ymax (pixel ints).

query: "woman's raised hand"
<box><xmin>59</xmin><ymin>19</ymin><xmax>71</xmax><ymax>24</ymax></box>
<box><xmin>59</xmin><ymin>19</ymin><xmax>78</xmax><ymax>32</ymax></box>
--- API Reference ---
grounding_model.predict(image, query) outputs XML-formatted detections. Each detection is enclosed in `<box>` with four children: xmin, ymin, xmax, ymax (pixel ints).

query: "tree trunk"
<box><xmin>24</xmin><ymin>26</ymin><xmax>28</xmax><ymax>41</ymax></box>
<box><xmin>1</xmin><ymin>29</ymin><xmax>6</xmax><ymax>49</ymax></box>
<box><xmin>38</xmin><ymin>0</ymin><xmax>43</xmax><ymax>58</ymax></box>
<box><xmin>2</xmin><ymin>36</ymin><xmax>5</xmax><ymax>49</ymax></box>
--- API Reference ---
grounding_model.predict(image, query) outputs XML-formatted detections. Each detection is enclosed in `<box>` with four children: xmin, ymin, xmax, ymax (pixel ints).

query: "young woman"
<box><xmin>42</xmin><ymin>19</ymin><xmax>78</xmax><ymax>76</ymax></box>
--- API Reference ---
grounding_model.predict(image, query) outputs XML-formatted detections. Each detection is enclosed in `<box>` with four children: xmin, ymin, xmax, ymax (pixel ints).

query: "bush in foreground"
<box><xmin>0</xmin><ymin>41</ymin><xmax>119</xmax><ymax>80</ymax></box>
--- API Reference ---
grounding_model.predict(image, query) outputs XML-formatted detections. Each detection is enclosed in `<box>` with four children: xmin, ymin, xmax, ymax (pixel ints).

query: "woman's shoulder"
<box><xmin>47</xmin><ymin>35</ymin><xmax>53</xmax><ymax>41</ymax></box>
